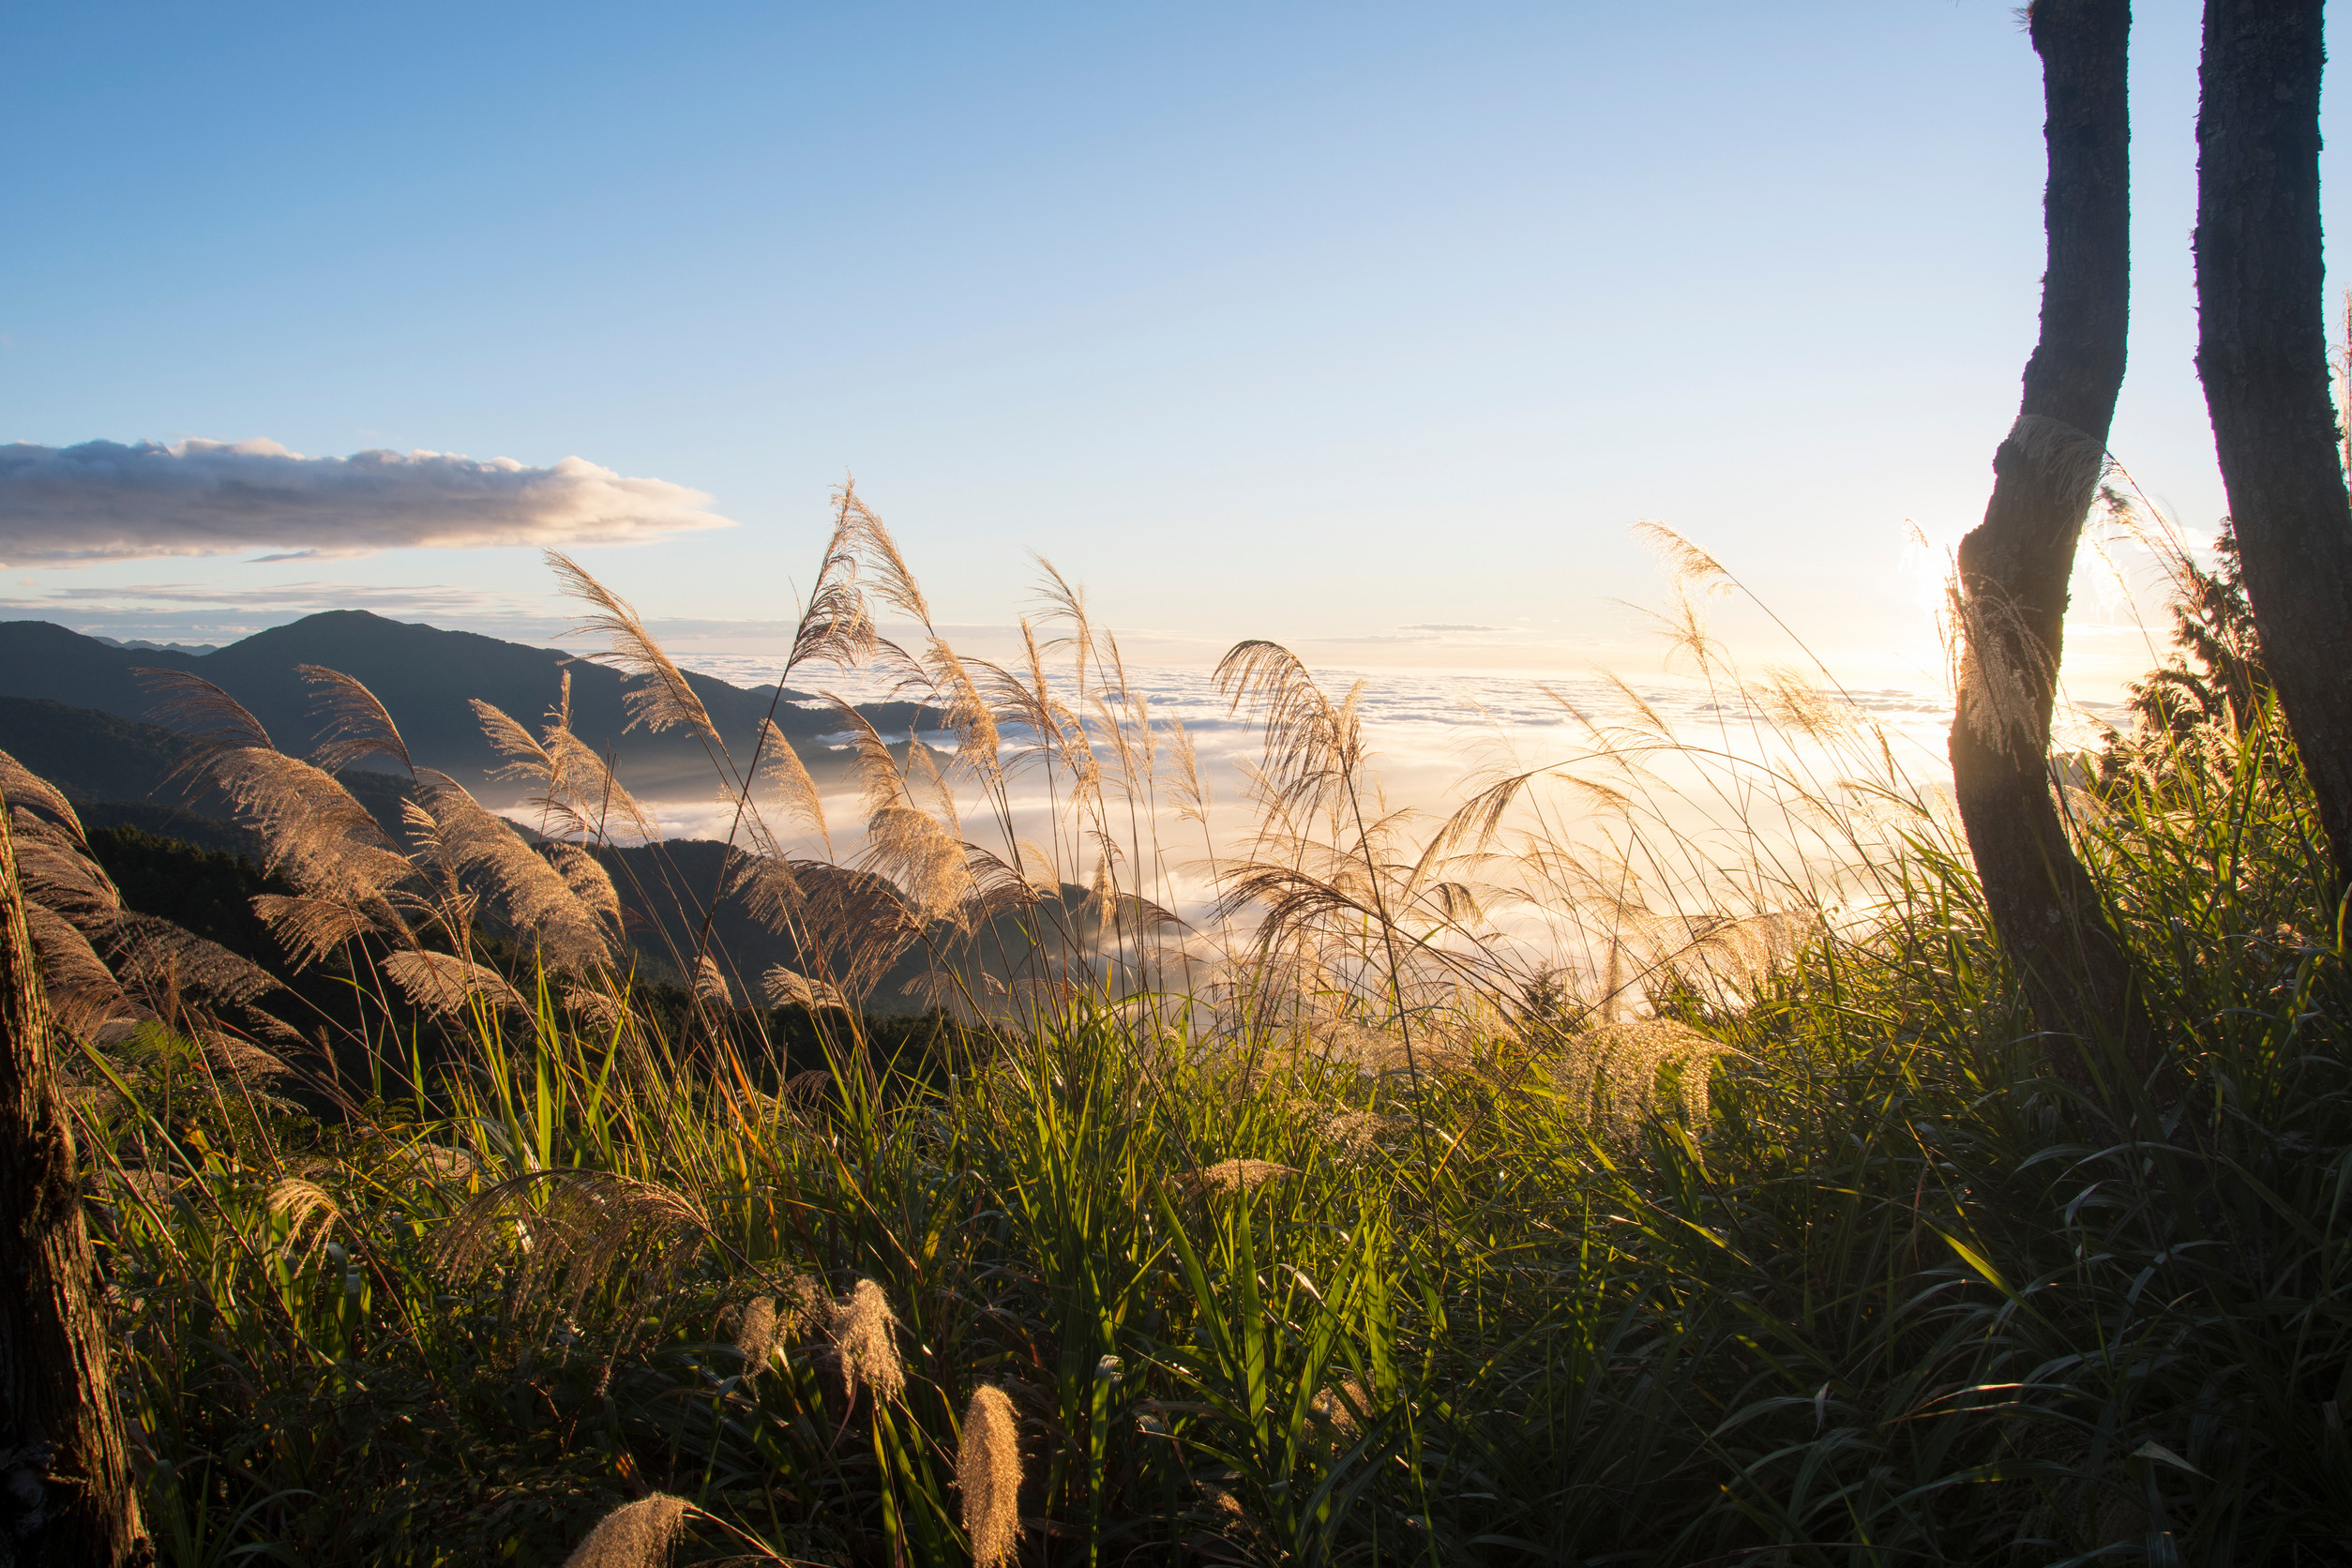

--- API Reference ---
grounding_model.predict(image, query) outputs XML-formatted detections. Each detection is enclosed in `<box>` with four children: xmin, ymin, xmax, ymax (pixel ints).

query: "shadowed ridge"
<box><xmin>0</xmin><ymin>611</ymin><xmax>928</xmax><ymax>798</ymax></box>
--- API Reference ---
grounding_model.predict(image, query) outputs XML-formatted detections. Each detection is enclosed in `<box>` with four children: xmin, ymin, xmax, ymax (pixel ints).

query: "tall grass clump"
<box><xmin>9</xmin><ymin>490</ymin><xmax>2348</xmax><ymax>1563</ymax></box>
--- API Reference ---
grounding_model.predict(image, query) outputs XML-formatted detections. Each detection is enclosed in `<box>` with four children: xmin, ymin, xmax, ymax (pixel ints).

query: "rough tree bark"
<box><xmin>2195</xmin><ymin>0</ymin><xmax>2352</xmax><ymax>894</ymax></box>
<box><xmin>0</xmin><ymin>806</ymin><xmax>148</xmax><ymax>1567</ymax></box>
<box><xmin>1950</xmin><ymin>0</ymin><xmax>2158</xmax><ymax>1078</ymax></box>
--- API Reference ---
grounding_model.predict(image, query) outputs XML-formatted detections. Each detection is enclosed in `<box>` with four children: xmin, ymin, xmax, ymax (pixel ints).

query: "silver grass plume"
<box><xmin>926</xmin><ymin>636</ymin><xmax>1001</xmax><ymax>779</ymax></box>
<box><xmin>1632</xmin><ymin>520</ymin><xmax>1735</xmax><ymax>597</ymax></box>
<box><xmin>1162</xmin><ymin>719</ymin><xmax>1211</xmax><ymax>825</ymax></box>
<box><xmin>545</xmin><ymin>841</ymin><xmax>623</xmax><ymax>928</ymax></box>
<box><xmin>1184</xmin><ymin>1158</ymin><xmax>1298</xmax><ymax>1197</ymax></box>
<box><xmin>544</xmin><ymin>723</ymin><xmax>662</xmax><ymax>843</ymax></box>
<box><xmin>299</xmin><ymin>664</ymin><xmax>415</xmax><ymax>775</ymax></box>
<box><xmin>9</xmin><ymin>807</ymin><xmax>121</xmax><ymax>927</ymax></box>
<box><xmin>1215</xmin><ymin>641</ymin><xmax>1365</xmax><ymax>817</ymax></box>
<box><xmin>1310</xmin><ymin>1374</ymin><xmax>1371</xmax><ymax>1442</ymax></box>
<box><xmin>980</xmin><ymin>630</ymin><xmax>1067</xmax><ymax>781</ymax></box>
<box><xmin>1751</xmin><ymin>663</ymin><xmax>1861</xmax><ymax>741</ymax></box>
<box><xmin>960</xmin><ymin>845</ymin><xmax>1045</xmax><ymax>926</ymax></box>
<box><xmin>546</xmin><ymin>551</ymin><xmax>725</xmax><ymax>750</ymax></box>
<box><xmin>900</xmin><ymin>970</ymin><xmax>967</xmax><ymax>1013</ymax></box>
<box><xmin>416</xmin><ymin>772</ymin><xmax>615</xmax><ymax>972</ymax></box>
<box><xmin>836</xmin><ymin>484</ymin><xmax>930</xmax><ymax>624</ymax></box>
<box><xmin>784</xmin><ymin>485</ymin><xmax>880</xmax><ymax>673</ymax></box>
<box><xmin>436</xmin><ymin>1169</ymin><xmax>712</xmax><ymax>1327</ymax></box>
<box><xmin>400</xmin><ymin>1143</ymin><xmax>481</xmax><ymax>1184</ymax></box>
<box><xmin>957</xmin><ymin>1384</ymin><xmax>1023</xmax><ymax>1568</ymax></box>
<box><xmin>903</xmin><ymin>739</ymin><xmax>961</xmax><ymax>835</ymax></box>
<box><xmin>790</xmin><ymin>862</ymin><xmax>919</xmax><ymax>1001</ymax></box>
<box><xmin>1599</xmin><ymin>671</ymin><xmax>1675</xmax><ymax>742</ymax></box>
<box><xmin>0</xmin><ymin>750</ymin><xmax>86</xmax><ymax>841</ymax></box>
<box><xmin>208</xmin><ymin>747</ymin><xmax>415</xmax><ymax>907</ymax></box>
<box><xmin>754</xmin><ymin>718</ymin><xmax>830</xmax><ymax>852</ymax></box>
<box><xmin>829</xmin><ymin>1278</ymin><xmax>907</xmax><ymax>1405</ymax></box>
<box><xmin>731</xmin><ymin>1296</ymin><xmax>780</xmax><ymax>1373</ymax></box>
<box><xmin>565</xmin><ymin>980</ymin><xmax>630</xmax><ymax>1033</ymax></box>
<box><xmin>761</xmin><ymin>966</ymin><xmax>848</xmax><ymax>1011</ymax></box>
<box><xmin>726</xmin><ymin>1274</ymin><xmax>826</xmax><ymax>1374</ymax></box>
<box><xmin>690</xmin><ymin>955</ymin><xmax>731</xmax><ymax>1007</ymax></box>
<box><xmin>103</xmin><ymin>914</ymin><xmax>282</xmax><ymax>1011</ymax></box>
<box><xmin>825</xmin><ymin>698</ymin><xmax>912</xmax><ymax>819</ymax></box>
<box><xmin>265</xmin><ymin>1175</ymin><xmax>341</xmax><ymax>1271</ymax></box>
<box><xmin>862</xmin><ymin>806</ymin><xmax>972</xmax><ymax>926</ymax></box>
<box><xmin>559</xmin><ymin>1494</ymin><xmax>689</xmax><ymax>1568</ymax></box>
<box><xmin>384</xmin><ymin>950</ymin><xmax>530</xmax><ymax>1018</ymax></box>
<box><xmin>1551</xmin><ymin>1019</ymin><xmax>1729</xmax><ymax>1144</ymax></box>
<box><xmin>476</xmin><ymin>685</ymin><xmax>661</xmax><ymax>845</ymax></box>
<box><xmin>135</xmin><ymin>667</ymin><xmax>274</xmax><ymax>762</ymax></box>
<box><xmin>249</xmin><ymin>895</ymin><xmax>384</xmax><ymax>971</ymax></box>
<box><xmin>23</xmin><ymin>903</ymin><xmax>129</xmax><ymax>1037</ymax></box>
<box><xmin>731</xmin><ymin>853</ymin><xmax>807</xmax><ymax>933</ymax></box>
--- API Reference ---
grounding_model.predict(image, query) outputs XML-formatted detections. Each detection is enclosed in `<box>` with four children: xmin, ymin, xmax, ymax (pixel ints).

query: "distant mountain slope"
<box><xmin>0</xmin><ymin>694</ymin><xmax>204</xmax><ymax>803</ymax></box>
<box><xmin>0</xmin><ymin>611</ymin><xmax>926</xmax><ymax>798</ymax></box>
<box><xmin>0</xmin><ymin>694</ymin><xmax>416</xmax><ymax>839</ymax></box>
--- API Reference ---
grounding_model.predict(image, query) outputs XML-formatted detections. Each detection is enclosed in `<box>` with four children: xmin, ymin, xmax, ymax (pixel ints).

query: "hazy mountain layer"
<box><xmin>0</xmin><ymin>611</ymin><xmax>926</xmax><ymax>798</ymax></box>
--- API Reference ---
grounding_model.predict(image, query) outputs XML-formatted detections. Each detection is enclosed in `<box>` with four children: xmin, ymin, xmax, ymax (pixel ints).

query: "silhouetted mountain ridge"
<box><xmin>0</xmin><ymin>611</ymin><xmax>925</xmax><ymax>799</ymax></box>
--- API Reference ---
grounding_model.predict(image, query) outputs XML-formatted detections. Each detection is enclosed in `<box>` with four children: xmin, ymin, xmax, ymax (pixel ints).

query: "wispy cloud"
<box><xmin>0</xmin><ymin>439</ymin><xmax>733</xmax><ymax>565</ymax></box>
<box><xmin>4</xmin><ymin>580</ymin><xmax>545</xmax><ymax>614</ymax></box>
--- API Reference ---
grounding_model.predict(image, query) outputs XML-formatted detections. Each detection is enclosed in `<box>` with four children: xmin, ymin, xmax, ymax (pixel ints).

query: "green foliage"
<box><xmin>75</xmin><ymin>699</ymin><xmax>2352</xmax><ymax>1564</ymax></box>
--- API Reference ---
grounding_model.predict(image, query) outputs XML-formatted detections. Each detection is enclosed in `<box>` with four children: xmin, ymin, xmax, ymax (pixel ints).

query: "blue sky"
<box><xmin>5</xmin><ymin>0</ymin><xmax>2344</xmax><ymax>690</ymax></box>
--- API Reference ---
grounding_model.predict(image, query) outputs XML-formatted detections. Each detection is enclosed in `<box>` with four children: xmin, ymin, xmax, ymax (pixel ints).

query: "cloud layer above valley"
<box><xmin>0</xmin><ymin>439</ymin><xmax>734</xmax><ymax>565</ymax></box>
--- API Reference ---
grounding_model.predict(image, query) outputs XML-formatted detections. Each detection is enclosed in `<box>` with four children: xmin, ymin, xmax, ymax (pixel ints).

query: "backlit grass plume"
<box><xmin>547</xmin><ymin>550</ymin><xmax>724</xmax><ymax>751</ymax></box>
<box><xmin>957</xmin><ymin>1384</ymin><xmax>1022</xmax><ymax>1568</ymax></box>
<box><xmin>559</xmin><ymin>1494</ymin><xmax>689</xmax><ymax>1568</ymax></box>
<box><xmin>830</xmin><ymin>1278</ymin><xmax>907</xmax><ymax>1405</ymax></box>
<box><xmin>384</xmin><ymin>950</ymin><xmax>529</xmax><ymax>1018</ymax></box>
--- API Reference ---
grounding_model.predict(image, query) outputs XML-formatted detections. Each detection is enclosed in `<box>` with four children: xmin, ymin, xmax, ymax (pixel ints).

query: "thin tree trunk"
<box><xmin>2195</xmin><ymin>0</ymin><xmax>2352</xmax><ymax>893</ymax></box>
<box><xmin>0</xmin><ymin>807</ymin><xmax>148</xmax><ymax>1567</ymax></box>
<box><xmin>1950</xmin><ymin>0</ymin><xmax>2157</xmax><ymax>1078</ymax></box>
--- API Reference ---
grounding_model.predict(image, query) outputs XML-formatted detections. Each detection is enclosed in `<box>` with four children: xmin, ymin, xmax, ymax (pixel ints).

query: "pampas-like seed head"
<box><xmin>1310</xmin><ymin>1373</ymin><xmax>1370</xmax><ymax>1441</ymax></box>
<box><xmin>732</xmin><ymin>1295</ymin><xmax>780</xmax><ymax>1372</ymax></box>
<box><xmin>1552</xmin><ymin>1019</ymin><xmax>1729</xmax><ymax>1143</ymax></box>
<box><xmin>690</xmin><ymin>955</ymin><xmax>731</xmax><ymax>1007</ymax></box>
<box><xmin>299</xmin><ymin>664</ymin><xmax>414</xmax><ymax>775</ymax></box>
<box><xmin>957</xmin><ymin>1384</ymin><xmax>1023</xmax><ymax>1568</ymax></box>
<box><xmin>755</xmin><ymin>717</ymin><xmax>832</xmax><ymax>853</ymax></box>
<box><xmin>265</xmin><ymin>1175</ymin><xmax>341</xmax><ymax>1270</ymax></box>
<box><xmin>546</xmin><ymin>552</ymin><xmax>724</xmax><ymax>749</ymax></box>
<box><xmin>830</xmin><ymin>1277</ymin><xmax>907</xmax><ymax>1404</ymax></box>
<box><xmin>560</xmin><ymin>1493</ymin><xmax>689</xmax><ymax>1568</ymax></box>
<box><xmin>762</xmin><ymin>966</ymin><xmax>848</xmax><ymax>1011</ymax></box>
<box><xmin>0</xmin><ymin>748</ymin><xmax>88</xmax><ymax>841</ymax></box>
<box><xmin>1184</xmin><ymin>1158</ymin><xmax>1298</xmax><ymax>1198</ymax></box>
<box><xmin>384</xmin><ymin>950</ymin><xmax>530</xmax><ymax>1018</ymax></box>
<box><xmin>415</xmin><ymin>772</ymin><xmax>615</xmax><ymax>973</ymax></box>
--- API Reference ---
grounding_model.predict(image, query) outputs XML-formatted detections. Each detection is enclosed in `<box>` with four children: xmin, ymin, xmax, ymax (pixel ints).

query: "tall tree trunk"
<box><xmin>2195</xmin><ymin>0</ymin><xmax>2352</xmax><ymax>893</ymax></box>
<box><xmin>0</xmin><ymin>807</ymin><xmax>148</xmax><ymax>1567</ymax></box>
<box><xmin>1950</xmin><ymin>0</ymin><xmax>2157</xmax><ymax>1078</ymax></box>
